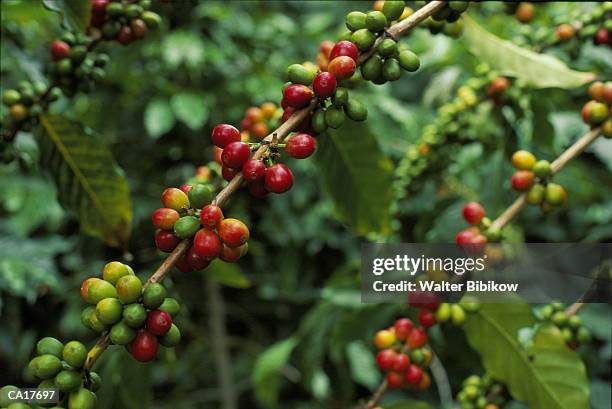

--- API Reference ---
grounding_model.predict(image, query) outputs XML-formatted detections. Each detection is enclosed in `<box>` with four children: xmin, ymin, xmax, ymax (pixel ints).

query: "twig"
<box><xmin>146</xmin><ymin>239</ymin><xmax>191</xmax><ymax>285</ymax></box>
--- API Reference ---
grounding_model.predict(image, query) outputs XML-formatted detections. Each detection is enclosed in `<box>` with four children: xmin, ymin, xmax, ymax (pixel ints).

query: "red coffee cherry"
<box><xmin>408</xmin><ymin>290</ymin><xmax>440</xmax><ymax>311</ymax></box>
<box><xmin>283</xmin><ymin>84</ymin><xmax>314</xmax><ymax>108</ymax></box>
<box><xmin>218</xmin><ymin>218</ymin><xmax>250</xmax><ymax>248</ymax></box>
<box><xmin>146</xmin><ymin>310</ymin><xmax>173</xmax><ymax>336</ymax></box>
<box><xmin>212</xmin><ymin>124</ymin><xmax>241</xmax><ymax>148</ymax></box>
<box><xmin>327</xmin><ymin>56</ymin><xmax>357</xmax><ymax>80</ymax></box>
<box><xmin>392</xmin><ymin>353</ymin><xmax>411</xmax><ymax>372</ymax></box>
<box><xmin>329</xmin><ymin>40</ymin><xmax>359</xmax><ymax>62</ymax></box>
<box><xmin>312</xmin><ymin>72</ymin><xmax>337</xmax><ymax>99</ymax></box>
<box><xmin>222</xmin><ymin>166</ymin><xmax>240</xmax><ymax>182</ymax></box>
<box><xmin>320</xmin><ymin>40</ymin><xmax>334</xmax><ymax>58</ymax></box>
<box><xmin>594</xmin><ymin>28</ymin><xmax>610</xmax><ymax>45</ymax></box>
<box><xmin>51</xmin><ymin>40</ymin><xmax>71</xmax><ymax>61</ymax></box>
<box><xmin>219</xmin><ymin>243</ymin><xmax>247</xmax><ymax>262</ymax></box>
<box><xmin>187</xmin><ymin>245</ymin><xmax>211</xmax><ymax>270</ymax></box>
<box><xmin>404</xmin><ymin>364</ymin><xmax>424</xmax><ymax>384</ymax></box>
<box><xmin>117</xmin><ymin>26</ymin><xmax>134</xmax><ymax>45</ymax></box>
<box><xmin>487</xmin><ymin>76</ymin><xmax>510</xmax><ymax>97</ymax></box>
<box><xmin>418</xmin><ymin>309</ymin><xmax>437</xmax><ymax>328</ymax></box>
<box><xmin>91</xmin><ymin>0</ymin><xmax>109</xmax><ymax>15</ymax></box>
<box><xmin>155</xmin><ymin>230</ymin><xmax>180</xmax><ymax>253</ymax></box>
<box><xmin>130</xmin><ymin>330</ymin><xmax>159</xmax><ymax>362</ymax></box>
<box><xmin>242</xmin><ymin>158</ymin><xmax>266</xmax><ymax>181</ymax></box>
<box><xmin>221</xmin><ymin>141</ymin><xmax>250</xmax><ymax>169</ymax></box>
<box><xmin>175</xmin><ymin>254</ymin><xmax>193</xmax><ymax>273</ymax></box>
<box><xmin>265</xmin><ymin>164</ymin><xmax>294</xmax><ymax>193</ymax></box>
<box><xmin>376</xmin><ymin>348</ymin><xmax>398</xmax><ymax>371</ymax></box>
<box><xmin>407</xmin><ymin>327</ymin><xmax>428</xmax><ymax>349</ymax></box>
<box><xmin>386</xmin><ymin>371</ymin><xmax>404</xmax><ymax>389</ymax></box>
<box><xmin>393</xmin><ymin>318</ymin><xmax>414</xmax><ymax>340</ymax></box>
<box><xmin>286</xmin><ymin>133</ymin><xmax>316</xmax><ymax>159</ymax></box>
<box><xmin>193</xmin><ymin>228</ymin><xmax>222</xmax><ymax>259</ymax></box>
<box><xmin>281</xmin><ymin>106</ymin><xmax>297</xmax><ymax>123</ymax></box>
<box><xmin>151</xmin><ymin>208</ymin><xmax>180</xmax><ymax>230</ymax></box>
<box><xmin>511</xmin><ymin>170</ymin><xmax>535</xmax><ymax>191</ymax></box>
<box><xmin>179</xmin><ymin>184</ymin><xmax>192</xmax><ymax>194</ymax></box>
<box><xmin>462</xmin><ymin>202</ymin><xmax>485</xmax><ymax>225</ymax></box>
<box><xmin>456</xmin><ymin>226</ymin><xmax>479</xmax><ymax>245</ymax></box>
<box><xmin>161</xmin><ymin>187</ymin><xmax>189</xmax><ymax>211</ymax></box>
<box><xmin>247</xmin><ymin>180</ymin><xmax>269</xmax><ymax>198</ymax></box>
<box><xmin>200</xmin><ymin>205</ymin><xmax>224</xmax><ymax>229</ymax></box>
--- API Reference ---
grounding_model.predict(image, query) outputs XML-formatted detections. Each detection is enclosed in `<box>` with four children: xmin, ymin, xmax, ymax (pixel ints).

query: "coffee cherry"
<box><xmin>455</xmin><ymin>226</ymin><xmax>479</xmax><ymax>245</ymax></box>
<box><xmin>219</xmin><ymin>243</ymin><xmax>246</xmax><ymax>262</ymax></box>
<box><xmin>142</xmin><ymin>283</ymin><xmax>166</xmax><ymax>309</ymax></box>
<box><xmin>556</xmin><ymin>23</ymin><xmax>576</xmax><ymax>41</ymax></box>
<box><xmin>361</xmin><ymin>54</ymin><xmax>383</xmax><ymax>80</ymax></box>
<box><xmin>123</xmin><ymin>303</ymin><xmax>147</xmax><ymax>328</ymax></box>
<box><xmin>159</xmin><ymin>324</ymin><xmax>182</xmax><ymax>347</ymax></box>
<box><xmin>151</xmin><ymin>208</ymin><xmax>179</xmax><ymax>231</ymax></box>
<box><xmin>329</xmin><ymin>40</ymin><xmax>359</xmax><ymax>62</ymax></box>
<box><xmin>218</xmin><ymin>218</ymin><xmax>250</xmax><ymax>247</ymax></box>
<box><xmin>242</xmin><ymin>158</ymin><xmax>266</xmax><ymax>181</ymax></box>
<box><xmin>109</xmin><ymin>321</ymin><xmax>137</xmax><ymax>345</ymax></box>
<box><xmin>36</xmin><ymin>337</ymin><xmax>63</xmax><ymax>359</ymax></box>
<box><xmin>193</xmin><ymin>228</ymin><xmax>222</xmax><ymax>258</ymax></box>
<box><xmin>324</xmin><ymin>105</ymin><xmax>345</xmax><ymax>129</ymax></box>
<box><xmin>462</xmin><ymin>202</ymin><xmax>486</xmax><ymax>225</ymax></box>
<box><xmin>286</xmin><ymin>133</ymin><xmax>316</xmax><ymax>159</ymax></box>
<box><xmin>346</xmin><ymin>11</ymin><xmax>367</xmax><ymax>31</ymax></box>
<box><xmin>247</xmin><ymin>180</ymin><xmax>269</xmax><ymax>198</ymax></box>
<box><xmin>351</xmin><ymin>28</ymin><xmax>376</xmax><ymax>51</ymax></box>
<box><xmin>398</xmin><ymin>50</ymin><xmax>420</xmax><ymax>72</ymax></box>
<box><xmin>327</xmin><ymin>56</ymin><xmax>357</xmax><ymax>80</ymax></box>
<box><xmin>173</xmin><ymin>216</ymin><xmax>200</xmax><ymax>239</ymax></box>
<box><xmin>200</xmin><ymin>204</ymin><xmax>224</xmax><ymax>229</ymax></box>
<box><xmin>576</xmin><ymin>327</ymin><xmax>591</xmax><ymax>343</ymax></box>
<box><xmin>487</xmin><ymin>76</ymin><xmax>510</xmax><ymax>96</ymax></box>
<box><xmin>532</xmin><ymin>160</ymin><xmax>551</xmax><ymax>179</ymax></box>
<box><xmin>366</xmin><ymin>11</ymin><xmax>387</xmax><ymax>32</ymax></box>
<box><xmin>155</xmin><ymin>230</ymin><xmax>180</xmax><ymax>252</ymax></box>
<box><xmin>95</xmin><ymin>297</ymin><xmax>123</xmax><ymax>325</ymax></box>
<box><xmin>130</xmin><ymin>330</ymin><xmax>159</xmax><ymax>362</ymax></box>
<box><xmin>251</xmin><ymin>122</ymin><xmax>269</xmax><ymax>139</ymax></box>
<box><xmin>382</xmin><ymin>58</ymin><xmax>402</xmax><ymax>81</ymax></box>
<box><xmin>54</xmin><ymin>369</ymin><xmax>81</xmax><ymax>392</ymax></box>
<box><xmin>602</xmin><ymin>118</ymin><xmax>612</xmax><ymax>138</ymax></box>
<box><xmin>588</xmin><ymin>101</ymin><xmax>609</xmax><ymax>125</ymax></box>
<box><xmin>393</xmin><ymin>318</ymin><xmax>414</xmax><ymax>340</ymax></box>
<box><xmin>62</xmin><ymin>341</ymin><xmax>87</xmax><ymax>369</ymax></box>
<box><xmin>265</xmin><ymin>163</ymin><xmax>294</xmax><ymax>193</ymax></box>
<box><xmin>212</xmin><ymin>124</ymin><xmax>240</xmax><ymax>148</ymax></box>
<box><xmin>222</xmin><ymin>165</ymin><xmax>240</xmax><ymax>182</ymax></box>
<box><xmin>146</xmin><ymin>310</ymin><xmax>173</xmax><ymax>336</ymax></box>
<box><xmin>588</xmin><ymin>81</ymin><xmax>605</xmax><ymax>102</ymax></box>
<box><xmin>382</xmin><ymin>0</ymin><xmax>405</xmax><ymax>21</ymax></box>
<box><xmin>544</xmin><ymin>183</ymin><xmax>567</xmax><ymax>206</ymax></box>
<box><xmin>31</xmin><ymin>354</ymin><xmax>62</xmax><ymax>379</ymax></box>
<box><xmin>101</xmin><ymin>262</ymin><xmax>132</xmax><ymax>287</ymax></box>
<box><xmin>407</xmin><ymin>327</ymin><xmax>428</xmax><ymax>349</ymax></box>
<box><xmin>511</xmin><ymin>150</ymin><xmax>536</xmax><ymax>170</ymax></box>
<box><xmin>386</xmin><ymin>371</ymin><xmax>404</xmax><ymax>389</ymax></box>
<box><xmin>9</xmin><ymin>104</ymin><xmax>28</xmax><ymax>121</ymax></box>
<box><xmin>287</xmin><ymin>63</ymin><xmax>317</xmax><ymax>85</ymax></box>
<box><xmin>511</xmin><ymin>170</ymin><xmax>535</xmax><ymax>191</ymax></box>
<box><xmin>91</xmin><ymin>0</ymin><xmax>108</xmax><ymax>15</ymax></box>
<box><xmin>161</xmin><ymin>188</ymin><xmax>189</xmax><ymax>211</ymax></box>
<box><xmin>117</xmin><ymin>26</ymin><xmax>134</xmax><ymax>45</ymax></box>
<box><xmin>116</xmin><ymin>275</ymin><xmax>142</xmax><ymax>304</ymax></box>
<box><xmin>378</xmin><ymin>38</ymin><xmax>397</xmax><ymax>58</ymax></box>
<box><xmin>83</xmin><ymin>307</ymin><xmax>108</xmax><ymax>332</ymax></box>
<box><xmin>374</xmin><ymin>329</ymin><xmax>397</xmax><ymax>349</ymax></box>
<box><xmin>312</xmin><ymin>72</ymin><xmax>337</xmax><ymax>99</ymax></box>
<box><xmin>87</xmin><ymin>280</ymin><xmax>117</xmax><ymax>305</ymax></box>
<box><xmin>515</xmin><ymin>2</ymin><xmax>534</xmax><ymax>23</ymax></box>
<box><xmin>451</xmin><ymin>304</ymin><xmax>466</xmax><ymax>326</ymax></box>
<box><xmin>594</xmin><ymin>28</ymin><xmax>610</xmax><ymax>45</ymax></box>
<box><xmin>376</xmin><ymin>348</ymin><xmax>398</xmax><ymax>370</ymax></box>
<box><xmin>283</xmin><ymin>84</ymin><xmax>314</xmax><ymax>108</ymax></box>
<box><xmin>404</xmin><ymin>364</ymin><xmax>424</xmax><ymax>384</ymax></box>
<box><xmin>188</xmin><ymin>184</ymin><xmax>213</xmax><ymax>209</ymax></box>
<box><xmin>68</xmin><ymin>388</ymin><xmax>97</xmax><ymax>409</ymax></box>
<box><xmin>392</xmin><ymin>353</ymin><xmax>410</xmax><ymax>371</ymax></box>
<box><xmin>408</xmin><ymin>290</ymin><xmax>440</xmax><ymax>311</ymax></box>
<box><xmin>222</xmin><ymin>141</ymin><xmax>250</xmax><ymax>169</ymax></box>
<box><xmin>526</xmin><ymin>183</ymin><xmax>545</xmax><ymax>205</ymax></box>
<box><xmin>449</xmin><ymin>1</ymin><xmax>469</xmax><ymax>13</ymax></box>
<box><xmin>51</xmin><ymin>40</ymin><xmax>71</xmax><ymax>60</ymax></box>
<box><xmin>418</xmin><ymin>309</ymin><xmax>437</xmax><ymax>328</ymax></box>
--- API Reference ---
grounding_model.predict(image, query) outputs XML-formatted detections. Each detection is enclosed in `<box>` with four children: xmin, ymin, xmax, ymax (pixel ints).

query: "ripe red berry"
<box><xmin>187</xmin><ymin>245</ymin><xmax>211</xmax><ymax>270</ymax></box>
<box><xmin>247</xmin><ymin>180</ymin><xmax>269</xmax><ymax>198</ymax></box>
<box><xmin>376</xmin><ymin>348</ymin><xmax>397</xmax><ymax>371</ymax></box>
<box><xmin>511</xmin><ymin>170</ymin><xmax>535</xmax><ymax>191</ymax></box>
<box><xmin>193</xmin><ymin>228</ymin><xmax>221</xmax><ymax>259</ymax></box>
<box><xmin>487</xmin><ymin>76</ymin><xmax>510</xmax><ymax>97</ymax></box>
<box><xmin>222</xmin><ymin>166</ymin><xmax>239</xmax><ymax>182</ymax></box>
<box><xmin>155</xmin><ymin>230</ymin><xmax>180</xmax><ymax>252</ymax></box>
<box><xmin>386</xmin><ymin>371</ymin><xmax>404</xmax><ymax>389</ymax></box>
<box><xmin>283</xmin><ymin>84</ymin><xmax>314</xmax><ymax>108</ymax></box>
<box><xmin>312</xmin><ymin>72</ymin><xmax>337</xmax><ymax>99</ymax></box>
<box><xmin>161</xmin><ymin>187</ymin><xmax>189</xmax><ymax>211</ymax></box>
<box><xmin>242</xmin><ymin>158</ymin><xmax>266</xmax><ymax>181</ymax></box>
<box><xmin>221</xmin><ymin>141</ymin><xmax>250</xmax><ymax>169</ymax></box>
<box><xmin>320</xmin><ymin>40</ymin><xmax>334</xmax><ymax>57</ymax></box>
<box><xmin>404</xmin><ymin>364</ymin><xmax>424</xmax><ymax>384</ymax></box>
<box><xmin>581</xmin><ymin>101</ymin><xmax>594</xmax><ymax>123</ymax></box>
<box><xmin>175</xmin><ymin>254</ymin><xmax>193</xmax><ymax>273</ymax></box>
<box><xmin>265</xmin><ymin>164</ymin><xmax>294</xmax><ymax>193</ymax></box>
<box><xmin>146</xmin><ymin>310</ymin><xmax>173</xmax><ymax>336</ymax></box>
<box><xmin>281</xmin><ymin>106</ymin><xmax>297</xmax><ymax>123</ymax></box>
<box><xmin>286</xmin><ymin>133</ymin><xmax>316</xmax><ymax>159</ymax></box>
<box><xmin>462</xmin><ymin>202</ymin><xmax>485</xmax><ymax>225</ymax></box>
<box><xmin>455</xmin><ymin>226</ymin><xmax>479</xmax><ymax>245</ymax></box>
<box><xmin>130</xmin><ymin>330</ymin><xmax>158</xmax><ymax>362</ymax></box>
<box><xmin>418</xmin><ymin>309</ymin><xmax>437</xmax><ymax>328</ymax></box>
<box><xmin>212</xmin><ymin>124</ymin><xmax>241</xmax><ymax>148</ymax></box>
<box><xmin>408</xmin><ymin>290</ymin><xmax>440</xmax><ymax>311</ymax></box>
<box><xmin>594</xmin><ymin>28</ymin><xmax>609</xmax><ymax>45</ymax></box>
<box><xmin>51</xmin><ymin>40</ymin><xmax>71</xmax><ymax>61</ymax></box>
<box><xmin>392</xmin><ymin>353</ymin><xmax>411</xmax><ymax>372</ymax></box>
<box><xmin>218</xmin><ymin>218</ymin><xmax>249</xmax><ymax>248</ymax></box>
<box><xmin>117</xmin><ymin>26</ymin><xmax>134</xmax><ymax>45</ymax></box>
<box><xmin>327</xmin><ymin>56</ymin><xmax>357</xmax><ymax>80</ymax></box>
<box><xmin>200</xmin><ymin>205</ymin><xmax>224</xmax><ymax>229</ymax></box>
<box><xmin>407</xmin><ymin>327</ymin><xmax>428</xmax><ymax>349</ymax></box>
<box><xmin>394</xmin><ymin>318</ymin><xmax>414</xmax><ymax>340</ymax></box>
<box><xmin>91</xmin><ymin>0</ymin><xmax>109</xmax><ymax>15</ymax></box>
<box><xmin>179</xmin><ymin>184</ymin><xmax>192</xmax><ymax>194</ymax></box>
<box><xmin>151</xmin><ymin>208</ymin><xmax>180</xmax><ymax>230</ymax></box>
<box><xmin>329</xmin><ymin>40</ymin><xmax>359</xmax><ymax>62</ymax></box>
<box><xmin>220</xmin><ymin>243</ymin><xmax>247</xmax><ymax>262</ymax></box>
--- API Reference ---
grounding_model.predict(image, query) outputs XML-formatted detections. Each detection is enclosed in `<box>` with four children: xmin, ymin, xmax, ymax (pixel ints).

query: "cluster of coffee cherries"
<box><xmin>410</xmin><ymin>289</ymin><xmax>480</xmax><ymax>328</ymax></box>
<box><xmin>456</xmin><ymin>202</ymin><xmax>501</xmax><ymax>248</ymax></box>
<box><xmin>48</xmin><ymin>32</ymin><xmax>109</xmax><ymax>96</ymax></box>
<box><xmin>538</xmin><ymin>302</ymin><xmax>591</xmax><ymax>349</ymax></box>
<box><xmin>26</xmin><ymin>337</ymin><xmax>99</xmax><ymax>408</ymax></box>
<box><xmin>582</xmin><ymin>81</ymin><xmax>612</xmax><ymax>138</ymax></box>
<box><xmin>89</xmin><ymin>0</ymin><xmax>162</xmax><ymax>45</ymax></box>
<box><xmin>456</xmin><ymin>374</ymin><xmax>508</xmax><ymax>409</ymax></box>
<box><xmin>556</xmin><ymin>3</ymin><xmax>611</xmax><ymax>47</ymax></box>
<box><xmin>417</xmin><ymin>1</ymin><xmax>470</xmax><ymax>37</ymax></box>
<box><xmin>373</xmin><ymin>318</ymin><xmax>432</xmax><ymax>391</ymax></box>
<box><xmin>1</xmin><ymin>81</ymin><xmax>60</xmax><ymax>132</ymax></box>
<box><xmin>509</xmin><ymin>150</ymin><xmax>567</xmax><ymax>212</ymax></box>
<box><xmin>240</xmin><ymin>102</ymin><xmax>281</xmax><ymax>141</ymax></box>
<box><xmin>80</xmin><ymin>262</ymin><xmax>181</xmax><ymax>362</ymax></box>
<box><xmin>151</xmin><ymin>184</ymin><xmax>250</xmax><ymax>270</ymax></box>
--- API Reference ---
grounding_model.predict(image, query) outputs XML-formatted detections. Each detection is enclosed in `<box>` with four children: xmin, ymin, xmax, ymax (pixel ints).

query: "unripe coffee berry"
<box><xmin>62</xmin><ymin>341</ymin><xmax>87</xmax><ymax>369</ymax></box>
<box><xmin>329</xmin><ymin>40</ymin><xmax>359</xmax><ymax>62</ymax></box>
<box><xmin>221</xmin><ymin>141</ymin><xmax>250</xmax><ymax>169</ymax></box>
<box><xmin>544</xmin><ymin>183</ymin><xmax>567</xmax><ymax>206</ymax></box>
<box><xmin>374</xmin><ymin>329</ymin><xmax>396</xmax><ymax>349</ymax></box>
<box><xmin>283</xmin><ymin>84</ymin><xmax>314</xmax><ymax>108</ymax></box>
<box><xmin>265</xmin><ymin>163</ymin><xmax>294</xmax><ymax>193</ymax></box>
<box><xmin>511</xmin><ymin>150</ymin><xmax>536</xmax><ymax>170</ymax></box>
<box><xmin>327</xmin><ymin>56</ymin><xmax>357</xmax><ymax>80</ymax></box>
<box><xmin>130</xmin><ymin>330</ymin><xmax>158</xmax><ymax>362</ymax></box>
<box><xmin>174</xmin><ymin>216</ymin><xmax>201</xmax><ymax>239</ymax></box>
<box><xmin>533</xmin><ymin>160</ymin><xmax>551</xmax><ymax>179</ymax></box>
<box><xmin>462</xmin><ymin>202</ymin><xmax>486</xmax><ymax>225</ymax></box>
<box><xmin>286</xmin><ymin>133</ymin><xmax>316</xmax><ymax>159</ymax></box>
<box><xmin>200</xmin><ymin>205</ymin><xmax>224</xmax><ymax>229</ymax></box>
<box><xmin>312</xmin><ymin>72</ymin><xmax>337</xmax><ymax>99</ymax></box>
<box><xmin>123</xmin><ymin>304</ymin><xmax>147</xmax><ymax>328</ymax></box>
<box><xmin>161</xmin><ymin>188</ymin><xmax>189</xmax><ymax>211</ymax></box>
<box><xmin>87</xmin><ymin>280</ymin><xmax>117</xmax><ymax>305</ymax></box>
<box><xmin>116</xmin><ymin>274</ymin><xmax>143</xmax><ymax>304</ymax></box>
<box><xmin>146</xmin><ymin>310</ymin><xmax>173</xmax><ymax>336</ymax></box>
<box><xmin>511</xmin><ymin>170</ymin><xmax>535</xmax><ymax>191</ymax></box>
<box><xmin>366</xmin><ymin>10</ymin><xmax>387</xmax><ymax>32</ymax></box>
<box><xmin>193</xmin><ymin>228</ymin><xmax>222</xmax><ymax>258</ymax></box>
<box><xmin>142</xmin><ymin>283</ymin><xmax>166</xmax><ymax>310</ymax></box>
<box><xmin>398</xmin><ymin>50</ymin><xmax>420</xmax><ymax>72</ymax></box>
<box><xmin>151</xmin><ymin>208</ymin><xmax>180</xmax><ymax>230</ymax></box>
<box><xmin>218</xmin><ymin>218</ymin><xmax>250</xmax><ymax>248</ymax></box>
<box><xmin>96</xmin><ymin>297</ymin><xmax>123</xmax><ymax>325</ymax></box>
<box><xmin>212</xmin><ymin>124</ymin><xmax>240</xmax><ymax>148</ymax></box>
<box><xmin>188</xmin><ymin>184</ymin><xmax>213</xmax><ymax>209</ymax></box>
<box><xmin>242</xmin><ymin>158</ymin><xmax>266</xmax><ymax>181</ymax></box>
<box><xmin>110</xmin><ymin>321</ymin><xmax>137</xmax><ymax>345</ymax></box>
<box><xmin>287</xmin><ymin>63</ymin><xmax>317</xmax><ymax>85</ymax></box>
<box><xmin>382</xmin><ymin>0</ymin><xmax>405</xmax><ymax>21</ymax></box>
<box><xmin>159</xmin><ymin>324</ymin><xmax>182</xmax><ymax>347</ymax></box>
<box><xmin>526</xmin><ymin>183</ymin><xmax>545</xmax><ymax>205</ymax></box>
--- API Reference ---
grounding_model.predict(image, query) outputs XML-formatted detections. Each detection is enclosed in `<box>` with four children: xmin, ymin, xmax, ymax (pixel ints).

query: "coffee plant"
<box><xmin>1</xmin><ymin>1</ymin><xmax>610</xmax><ymax>409</ymax></box>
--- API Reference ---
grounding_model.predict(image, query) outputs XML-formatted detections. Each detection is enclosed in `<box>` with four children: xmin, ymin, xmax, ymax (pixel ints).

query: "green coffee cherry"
<box><xmin>568</xmin><ymin>315</ymin><xmax>582</xmax><ymax>329</ymax></box>
<box><xmin>159</xmin><ymin>298</ymin><xmax>181</xmax><ymax>317</ymax></box>
<box><xmin>561</xmin><ymin>327</ymin><xmax>574</xmax><ymax>342</ymax></box>
<box><xmin>142</xmin><ymin>11</ymin><xmax>162</xmax><ymax>29</ymax></box>
<box><xmin>464</xmin><ymin>384</ymin><xmax>479</xmax><ymax>399</ymax></box>
<box><xmin>366</xmin><ymin>11</ymin><xmax>387</xmax><ymax>32</ymax></box>
<box><xmin>2</xmin><ymin>89</ymin><xmax>21</xmax><ymax>105</ymax></box>
<box><xmin>398</xmin><ymin>50</ymin><xmax>420</xmax><ymax>72</ymax></box>
<box><xmin>311</xmin><ymin>109</ymin><xmax>328</xmax><ymax>134</ymax></box>
<box><xmin>544</xmin><ymin>183</ymin><xmax>566</xmax><ymax>206</ymax></box>
<box><xmin>159</xmin><ymin>324</ymin><xmax>181</xmax><ymax>347</ymax></box>
<box><xmin>540</xmin><ymin>304</ymin><xmax>554</xmax><ymax>320</ymax></box>
<box><xmin>382</xmin><ymin>0</ymin><xmax>405</xmax><ymax>21</ymax></box>
<box><xmin>346</xmin><ymin>11</ymin><xmax>367</xmax><ymax>31</ymax></box>
<box><xmin>55</xmin><ymin>370</ymin><xmax>82</xmax><ymax>392</ymax></box>
<box><xmin>377</xmin><ymin>38</ymin><xmax>397</xmax><ymax>57</ymax></box>
<box><xmin>576</xmin><ymin>327</ymin><xmax>591</xmax><ymax>343</ymax></box>
<box><xmin>551</xmin><ymin>311</ymin><xmax>568</xmax><ymax>326</ymax></box>
<box><xmin>68</xmin><ymin>388</ymin><xmax>97</xmax><ymax>409</ymax></box>
<box><xmin>383</xmin><ymin>58</ymin><xmax>402</xmax><ymax>81</ymax></box>
<box><xmin>449</xmin><ymin>1</ymin><xmax>469</xmax><ymax>13</ymax></box>
<box><xmin>410</xmin><ymin>348</ymin><xmax>425</xmax><ymax>364</ymax></box>
<box><xmin>143</xmin><ymin>283</ymin><xmax>166</xmax><ymax>309</ymax></box>
<box><xmin>484</xmin><ymin>226</ymin><xmax>501</xmax><ymax>242</ymax></box>
<box><xmin>86</xmin><ymin>309</ymin><xmax>108</xmax><ymax>333</ymax></box>
<box><xmin>287</xmin><ymin>63</ymin><xmax>317</xmax><ymax>86</ymax></box>
<box><xmin>37</xmin><ymin>337</ymin><xmax>64</xmax><ymax>358</ymax></box>
<box><xmin>345</xmin><ymin>99</ymin><xmax>368</xmax><ymax>121</ymax></box>
<box><xmin>0</xmin><ymin>385</ymin><xmax>19</xmax><ymax>407</ymax></box>
<box><xmin>116</xmin><ymin>275</ymin><xmax>143</xmax><ymax>304</ymax></box>
<box><xmin>174</xmin><ymin>216</ymin><xmax>201</xmax><ymax>239</ymax></box>
<box><xmin>435</xmin><ymin>303</ymin><xmax>451</xmax><ymax>322</ymax></box>
<box><xmin>451</xmin><ymin>304</ymin><xmax>466</xmax><ymax>326</ymax></box>
<box><xmin>332</xmin><ymin>87</ymin><xmax>349</xmax><ymax>106</ymax></box>
<box><xmin>6</xmin><ymin>402</ymin><xmax>31</xmax><ymax>409</ymax></box>
<box><xmin>34</xmin><ymin>355</ymin><xmax>63</xmax><ymax>379</ymax></box>
<box><xmin>123</xmin><ymin>303</ymin><xmax>147</xmax><ymax>328</ymax></box>
<box><xmin>325</xmin><ymin>106</ymin><xmax>346</xmax><ymax>129</ymax></box>
<box><xmin>62</xmin><ymin>341</ymin><xmax>87</xmax><ymax>369</ymax></box>
<box><xmin>110</xmin><ymin>321</ymin><xmax>137</xmax><ymax>345</ymax></box>
<box><xmin>95</xmin><ymin>297</ymin><xmax>123</xmax><ymax>325</ymax></box>
<box><xmin>533</xmin><ymin>160</ymin><xmax>551</xmax><ymax>179</ymax></box>
<box><xmin>526</xmin><ymin>183</ymin><xmax>545</xmax><ymax>205</ymax></box>
<box><xmin>361</xmin><ymin>55</ymin><xmax>383</xmax><ymax>81</ymax></box>
<box><xmin>87</xmin><ymin>280</ymin><xmax>117</xmax><ymax>304</ymax></box>
<box><xmin>102</xmin><ymin>261</ymin><xmax>132</xmax><ymax>285</ymax></box>
<box><xmin>351</xmin><ymin>29</ymin><xmax>376</xmax><ymax>51</ymax></box>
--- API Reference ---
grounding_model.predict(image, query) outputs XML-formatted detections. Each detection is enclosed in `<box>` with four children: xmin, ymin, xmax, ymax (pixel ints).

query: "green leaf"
<box><xmin>464</xmin><ymin>303</ymin><xmax>590</xmax><ymax>409</ymax></box>
<box><xmin>462</xmin><ymin>17</ymin><xmax>595</xmax><ymax>89</ymax></box>
<box><xmin>38</xmin><ymin>115</ymin><xmax>133</xmax><ymax>248</ymax></box>
<box><xmin>144</xmin><ymin>99</ymin><xmax>175</xmax><ymax>139</ymax></box>
<box><xmin>346</xmin><ymin>341</ymin><xmax>380</xmax><ymax>390</ymax></box>
<box><xmin>161</xmin><ymin>31</ymin><xmax>206</xmax><ymax>69</ymax></box>
<box><xmin>205</xmin><ymin>259</ymin><xmax>251</xmax><ymax>289</ymax></box>
<box><xmin>252</xmin><ymin>337</ymin><xmax>298</xmax><ymax>406</ymax></box>
<box><xmin>382</xmin><ymin>399</ymin><xmax>434</xmax><ymax>409</ymax></box>
<box><xmin>42</xmin><ymin>0</ymin><xmax>91</xmax><ymax>32</ymax></box>
<box><xmin>315</xmin><ymin>121</ymin><xmax>393</xmax><ymax>235</ymax></box>
<box><xmin>170</xmin><ymin>93</ymin><xmax>209</xmax><ymax>130</ymax></box>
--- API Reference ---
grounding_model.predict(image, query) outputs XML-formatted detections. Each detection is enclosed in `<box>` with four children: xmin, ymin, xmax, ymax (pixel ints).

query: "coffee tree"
<box><xmin>0</xmin><ymin>1</ymin><xmax>610</xmax><ymax>409</ymax></box>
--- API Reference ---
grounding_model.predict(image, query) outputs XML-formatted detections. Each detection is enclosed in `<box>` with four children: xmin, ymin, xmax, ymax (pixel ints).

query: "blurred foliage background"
<box><xmin>0</xmin><ymin>1</ymin><xmax>611</xmax><ymax>409</ymax></box>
